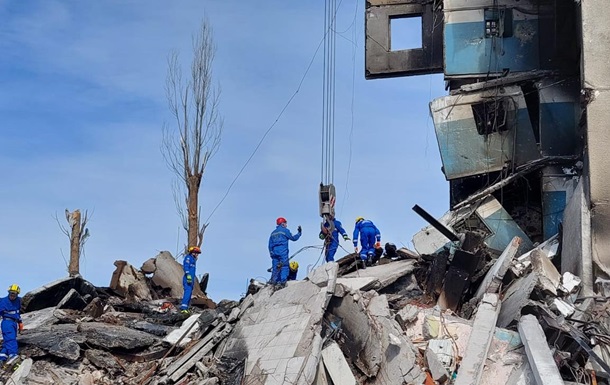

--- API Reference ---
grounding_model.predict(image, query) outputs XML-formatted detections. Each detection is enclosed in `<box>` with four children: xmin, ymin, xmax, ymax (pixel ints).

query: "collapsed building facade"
<box><xmin>363</xmin><ymin>0</ymin><xmax>610</xmax><ymax>383</ymax></box>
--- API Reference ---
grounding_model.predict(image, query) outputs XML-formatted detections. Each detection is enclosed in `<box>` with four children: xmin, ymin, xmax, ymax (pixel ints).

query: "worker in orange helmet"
<box><xmin>180</xmin><ymin>246</ymin><xmax>201</xmax><ymax>313</ymax></box>
<box><xmin>0</xmin><ymin>284</ymin><xmax>24</xmax><ymax>364</ymax></box>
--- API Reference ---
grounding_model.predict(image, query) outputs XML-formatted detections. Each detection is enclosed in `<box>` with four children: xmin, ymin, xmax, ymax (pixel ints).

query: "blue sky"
<box><xmin>0</xmin><ymin>1</ymin><xmax>448</xmax><ymax>301</ymax></box>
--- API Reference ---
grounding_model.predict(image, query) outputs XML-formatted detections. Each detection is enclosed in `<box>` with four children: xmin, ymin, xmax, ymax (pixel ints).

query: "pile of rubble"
<box><xmin>3</xmin><ymin>226</ymin><xmax>609</xmax><ymax>385</ymax></box>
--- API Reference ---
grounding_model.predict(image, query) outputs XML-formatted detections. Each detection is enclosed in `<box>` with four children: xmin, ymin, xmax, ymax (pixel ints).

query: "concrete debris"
<box><xmin>518</xmin><ymin>315</ymin><xmax>564</xmax><ymax>385</ymax></box>
<box><xmin>454</xmin><ymin>293</ymin><xmax>501</xmax><ymax>385</ymax></box>
<box><xmin>474</xmin><ymin>236</ymin><xmax>521</xmax><ymax>300</ymax></box>
<box><xmin>7</xmin><ymin>215</ymin><xmax>606</xmax><ymax>385</ymax></box>
<box><xmin>425</xmin><ymin>345</ymin><xmax>450</xmax><ymax>383</ymax></box>
<box><xmin>321</xmin><ymin>341</ymin><xmax>357</xmax><ymax>385</ymax></box>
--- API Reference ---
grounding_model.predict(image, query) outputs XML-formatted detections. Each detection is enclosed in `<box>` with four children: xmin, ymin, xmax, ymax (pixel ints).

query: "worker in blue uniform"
<box><xmin>269</xmin><ymin>217</ymin><xmax>302</xmax><ymax>286</ymax></box>
<box><xmin>287</xmin><ymin>261</ymin><xmax>299</xmax><ymax>281</ymax></box>
<box><xmin>0</xmin><ymin>284</ymin><xmax>23</xmax><ymax>363</ymax></box>
<box><xmin>319</xmin><ymin>216</ymin><xmax>350</xmax><ymax>262</ymax></box>
<box><xmin>180</xmin><ymin>246</ymin><xmax>201</xmax><ymax>313</ymax></box>
<box><xmin>353</xmin><ymin>217</ymin><xmax>381</xmax><ymax>266</ymax></box>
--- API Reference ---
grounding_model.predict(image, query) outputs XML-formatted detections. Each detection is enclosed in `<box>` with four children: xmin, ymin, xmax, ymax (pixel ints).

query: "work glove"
<box><xmin>297</xmin><ymin>225</ymin><xmax>302</xmax><ymax>233</ymax></box>
<box><xmin>375</xmin><ymin>242</ymin><xmax>381</xmax><ymax>249</ymax></box>
<box><xmin>18</xmin><ymin>322</ymin><xmax>23</xmax><ymax>334</ymax></box>
<box><xmin>354</xmin><ymin>246</ymin><xmax>359</xmax><ymax>253</ymax></box>
<box><xmin>342</xmin><ymin>234</ymin><xmax>350</xmax><ymax>241</ymax></box>
<box><xmin>186</xmin><ymin>275</ymin><xmax>193</xmax><ymax>284</ymax></box>
<box><xmin>319</xmin><ymin>232</ymin><xmax>325</xmax><ymax>240</ymax></box>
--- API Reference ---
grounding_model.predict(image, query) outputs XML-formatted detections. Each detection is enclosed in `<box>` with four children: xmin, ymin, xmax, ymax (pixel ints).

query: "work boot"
<box><xmin>180</xmin><ymin>309</ymin><xmax>191</xmax><ymax>315</ymax></box>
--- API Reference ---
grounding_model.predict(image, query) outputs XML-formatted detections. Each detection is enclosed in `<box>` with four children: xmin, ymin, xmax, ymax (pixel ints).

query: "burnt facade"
<box><xmin>365</xmin><ymin>0</ymin><xmax>609</xmax><ymax>283</ymax></box>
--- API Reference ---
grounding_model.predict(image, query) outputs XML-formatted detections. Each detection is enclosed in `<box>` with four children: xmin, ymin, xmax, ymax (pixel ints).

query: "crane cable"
<box><xmin>321</xmin><ymin>0</ymin><xmax>338</xmax><ymax>186</ymax></box>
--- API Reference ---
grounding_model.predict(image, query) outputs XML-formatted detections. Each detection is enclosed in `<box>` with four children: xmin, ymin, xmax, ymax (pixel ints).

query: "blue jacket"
<box><xmin>0</xmin><ymin>295</ymin><xmax>21</xmax><ymax>322</ymax></box>
<box><xmin>321</xmin><ymin>219</ymin><xmax>348</xmax><ymax>242</ymax></box>
<box><xmin>183</xmin><ymin>253</ymin><xmax>197</xmax><ymax>278</ymax></box>
<box><xmin>353</xmin><ymin>219</ymin><xmax>381</xmax><ymax>246</ymax></box>
<box><xmin>269</xmin><ymin>225</ymin><xmax>301</xmax><ymax>257</ymax></box>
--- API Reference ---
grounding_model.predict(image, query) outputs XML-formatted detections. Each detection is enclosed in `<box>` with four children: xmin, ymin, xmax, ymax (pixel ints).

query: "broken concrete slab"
<box><xmin>20</xmin><ymin>307</ymin><xmax>59</xmax><ymax>330</ymax></box>
<box><xmin>19</xmin><ymin>324</ymin><xmax>83</xmax><ymax>360</ymax></box>
<box><xmin>21</xmin><ymin>276</ymin><xmax>98</xmax><ymax>312</ymax></box>
<box><xmin>77</xmin><ymin>322</ymin><xmax>157</xmax><ymax>350</ymax></box>
<box><xmin>149</xmin><ymin>251</ymin><xmax>205</xmax><ymax>299</ymax></box>
<box><xmin>110</xmin><ymin>260</ymin><xmax>153</xmax><ymax>301</ymax></box>
<box><xmin>83</xmin><ymin>297</ymin><xmax>104</xmax><ymax>318</ymax></box>
<box><xmin>366</xmin><ymin>295</ymin><xmax>425</xmax><ymax>385</ymax></box>
<box><xmin>454</xmin><ymin>293</ymin><xmax>501</xmax><ymax>385</ymax></box>
<box><xmin>128</xmin><ymin>320</ymin><xmax>174</xmax><ymax>336</ymax></box>
<box><xmin>163</xmin><ymin>314</ymin><xmax>204</xmax><ymax>347</ymax></box>
<box><xmin>306</xmin><ymin>261</ymin><xmax>338</xmax><ymax>307</ymax></box>
<box><xmin>141</xmin><ymin>257</ymin><xmax>156</xmax><ymax>274</ymax></box>
<box><xmin>237</xmin><ymin>294</ymin><xmax>254</xmax><ymax>318</ymax></box>
<box><xmin>395</xmin><ymin>304</ymin><xmax>419</xmax><ymax>330</ymax></box>
<box><xmin>341</xmin><ymin>259</ymin><xmax>417</xmax><ymax>290</ymax></box>
<box><xmin>518</xmin><ymin>315</ymin><xmax>564</xmax><ymax>385</ymax></box>
<box><xmin>405</xmin><ymin>306</ymin><xmax>525</xmax><ymax>384</ymax></box>
<box><xmin>474</xmin><ymin>236</ymin><xmax>521</xmax><ymax>300</ymax></box>
<box><xmin>531</xmin><ymin>249</ymin><xmax>562</xmax><ymax>295</ymax></box>
<box><xmin>327</xmin><ymin>294</ymin><xmax>383</xmax><ymax>377</ymax></box>
<box><xmin>56</xmin><ymin>288</ymin><xmax>88</xmax><ymax>310</ymax></box>
<box><xmin>8</xmin><ymin>357</ymin><xmax>32</xmax><ymax>384</ymax></box>
<box><xmin>335</xmin><ymin>277</ymin><xmax>378</xmax><ymax>292</ymax></box>
<box><xmin>166</xmin><ymin>323</ymin><xmax>233</xmax><ymax>384</ymax></box>
<box><xmin>220</xmin><ymin>266</ymin><xmax>334</xmax><ymax>385</ymax></box>
<box><xmin>85</xmin><ymin>349</ymin><xmax>121</xmax><ymax>371</ymax></box>
<box><xmin>497</xmin><ymin>272</ymin><xmax>539</xmax><ymax>328</ymax></box>
<box><xmin>426</xmin><ymin>345</ymin><xmax>450</xmax><ymax>383</ymax></box>
<box><xmin>307</xmin><ymin>261</ymin><xmax>338</xmax><ymax>287</ymax></box>
<box><xmin>559</xmin><ymin>272</ymin><xmax>582</xmax><ymax>294</ymax></box>
<box><xmin>314</xmin><ymin>359</ymin><xmax>332</xmax><ymax>385</ymax></box>
<box><xmin>321</xmin><ymin>341</ymin><xmax>357</xmax><ymax>385</ymax></box>
<box><xmin>328</xmin><ymin>290</ymin><xmax>424</xmax><ymax>384</ymax></box>
<box><xmin>511</xmin><ymin>234</ymin><xmax>560</xmax><ymax>277</ymax></box>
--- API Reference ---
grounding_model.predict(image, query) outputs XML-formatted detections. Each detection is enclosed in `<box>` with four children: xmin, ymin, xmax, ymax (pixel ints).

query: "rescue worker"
<box><xmin>288</xmin><ymin>261</ymin><xmax>299</xmax><ymax>281</ymax></box>
<box><xmin>353</xmin><ymin>217</ymin><xmax>381</xmax><ymax>267</ymax></box>
<box><xmin>0</xmin><ymin>284</ymin><xmax>23</xmax><ymax>363</ymax></box>
<box><xmin>269</xmin><ymin>217</ymin><xmax>302</xmax><ymax>286</ymax></box>
<box><xmin>180</xmin><ymin>246</ymin><xmax>201</xmax><ymax>313</ymax></box>
<box><xmin>319</xmin><ymin>216</ymin><xmax>350</xmax><ymax>262</ymax></box>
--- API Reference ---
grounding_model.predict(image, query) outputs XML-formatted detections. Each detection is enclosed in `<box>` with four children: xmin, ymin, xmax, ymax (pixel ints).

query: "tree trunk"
<box><xmin>187</xmin><ymin>177</ymin><xmax>200</xmax><ymax>247</ymax></box>
<box><xmin>68</xmin><ymin>210</ymin><xmax>82</xmax><ymax>276</ymax></box>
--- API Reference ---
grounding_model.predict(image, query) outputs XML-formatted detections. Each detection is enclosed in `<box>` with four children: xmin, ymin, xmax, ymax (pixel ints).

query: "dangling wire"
<box><xmin>321</xmin><ymin>0</ymin><xmax>338</xmax><ymax>186</ymax></box>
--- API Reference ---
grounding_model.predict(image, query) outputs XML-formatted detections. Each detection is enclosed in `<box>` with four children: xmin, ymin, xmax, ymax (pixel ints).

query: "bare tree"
<box><xmin>55</xmin><ymin>209</ymin><xmax>91</xmax><ymax>276</ymax></box>
<box><xmin>162</xmin><ymin>18</ymin><xmax>223</xmax><ymax>249</ymax></box>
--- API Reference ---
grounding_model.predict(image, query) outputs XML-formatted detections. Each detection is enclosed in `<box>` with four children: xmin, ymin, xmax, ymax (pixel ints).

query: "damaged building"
<box><xmin>2</xmin><ymin>1</ymin><xmax>610</xmax><ymax>385</ymax></box>
<box><xmin>362</xmin><ymin>0</ymin><xmax>610</xmax><ymax>383</ymax></box>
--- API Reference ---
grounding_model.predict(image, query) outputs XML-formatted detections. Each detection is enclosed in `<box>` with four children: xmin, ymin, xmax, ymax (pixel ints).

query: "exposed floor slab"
<box><xmin>518</xmin><ymin>315</ymin><xmax>564</xmax><ymax>385</ymax></box>
<box><xmin>220</xmin><ymin>265</ymin><xmax>334</xmax><ymax>385</ymax></box>
<box><xmin>341</xmin><ymin>260</ymin><xmax>417</xmax><ymax>290</ymax></box>
<box><xmin>454</xmin><ymin>294</ymin><xmax>501</xmax><ymax>385</ymax></box>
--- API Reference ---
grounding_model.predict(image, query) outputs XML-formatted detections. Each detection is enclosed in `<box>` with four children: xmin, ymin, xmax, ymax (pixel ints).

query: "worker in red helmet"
<box><xmin>180</xmin><ymin>246</ymin><xmax>201</xmax><ymax>313</ymax></box>
<box><xmin>268</xmin><ymin>217</ymin><xmax>302</xmax><ymax>286</ymax></box>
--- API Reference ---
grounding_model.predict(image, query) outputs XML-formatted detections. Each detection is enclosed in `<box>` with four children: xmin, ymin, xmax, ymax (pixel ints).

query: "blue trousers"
<box><xmin>359</xmin><ymin>229</ymin><xmax>377</xmax><ymax>261</ymax></box>
<box><xmin>180</xmin><ymin>276</ymin><xmax>194</xmax><ymax>310</ymax></box>
<box><xmin>325</xmin><ymin>239</ymin><xmax>339</xmax><ymax>262</ymax></box>
<box><xmin>0</xmin><ymin>319</ymin><xmax>18</xmax><ymax>359</ymax></box>
<box><xmin>270</xmin><ymin>254</ymin><xmax>289</xmax><ymax>284</ymax></box>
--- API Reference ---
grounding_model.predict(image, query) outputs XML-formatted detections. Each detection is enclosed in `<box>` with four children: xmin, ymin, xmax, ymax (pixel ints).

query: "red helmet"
<box><xmin>276</xmin><ymin>217</ymin><xmax>287</xmax><ymax>225</ymax></box>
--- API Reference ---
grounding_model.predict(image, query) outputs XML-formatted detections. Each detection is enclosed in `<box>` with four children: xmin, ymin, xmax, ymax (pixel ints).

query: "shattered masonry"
<box><xmin>4</xmin><ymin>1</ymin><xmax>610</xmax><ymax>385</ymax></box>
